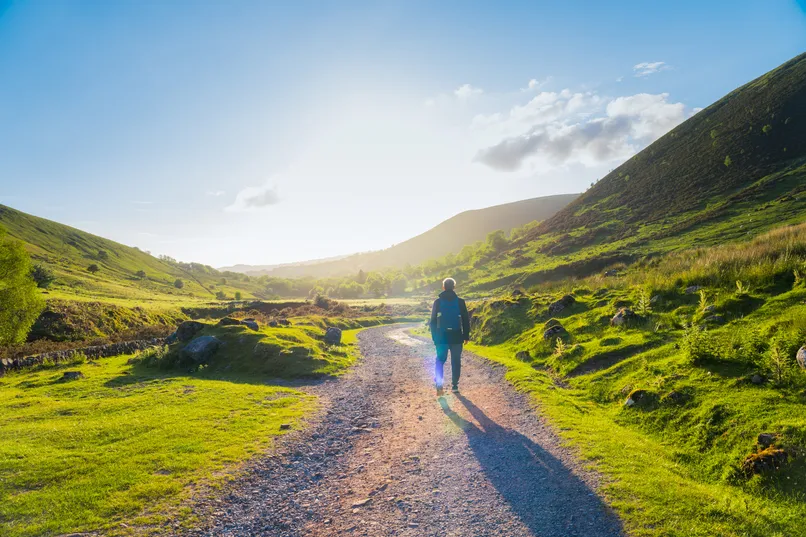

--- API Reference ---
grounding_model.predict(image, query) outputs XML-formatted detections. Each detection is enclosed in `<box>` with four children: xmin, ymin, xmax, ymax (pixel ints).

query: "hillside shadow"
<box><xmin>439</xmin><ymin>394</ymin><xmax>624</xmax><ymax>535</ymax></box>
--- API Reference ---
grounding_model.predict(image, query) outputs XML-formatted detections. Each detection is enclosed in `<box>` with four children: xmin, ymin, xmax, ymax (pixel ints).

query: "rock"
<box><xmin>515</xmin><ymin>351</ymin><xmax>531</xmax><ymax>361</ymax></box>
<box><xmin>703</xmin><ymin>314</ymin><xmax>726</xmax><ymax>325</ymax></box>
<box><xmin>217</xmin><ymin>317</ymin><xmax>242</xmax><ymax>327</ymax></box>
<box><xmin>797</xmin><ymin>346</ymin><xmax>806</xmax><ymax>369</ymax></box>
<box><xmin>165</xmin><ymin>331</ymin><xmax>178</xmax><ymax>344</ymax></box>
<box><xmin>610</xmin><ymin>308</ymin><xmax>638</xmax><ymax>327</ymax></box>
<box><xmin>278</xmin><ymin>318</ymin><xmax>291</xmax><ymax>326</ymax></box>
<box><xmin>624</xmin><ymin>389</ymin><xmax>654</xmax><ymax>408</ymax></box>
<box><xmin>62</xmin><ymin>371</ymin><xmax>84</xmax><ymax>381</ymax></box>
<box><xmin>543</xmin><ymin>324</ymin><xmax>567</xmax><ymax>341</ymax></box>
<box><xmin>685</xmin><ymin>285</ymin><xmax>703</xmax><ymax>294</ymax></box>
<box><xmin>181</xmin><ymin>336</ymin><xmax>221</xmax><ymax>364</ymax></box>
<box><xmin>324</xmin><ymin>327</ymin><xmax>342</xmax><ymax>345</ymax></box>
<box><xmin>548</xmin><ymin>295</ymin><xmax>575</xmax><ymax>316</ymax></box>
<box><xmin>741</xmin><ymin>447</ymin><xmax>788</xmax><ymax>476</ymax></box>
<box><xmin>351</xmin><ymin>498</ymin><xmax>371</xmax><ymax>508</ymax></box>
<box><xmin>242</xmin><ymin>319</ymin><xmax>259</xmax><ymax>331</ymax></box>
<box><xmin>544</xmin><ymin>318</ymin><xmax>562</xmax><ymax>329</ymax></box>
<box><xmin>268</xmin><ymin>320</ymin><xmax>279</xmax><ymax>327</ymax></box>
<box><xmin>751</xmin><ymin>374</ymin><xmax>765</xmax><ymax>385</ymax></box>
<box><xmin>280</xmin><ymin>423</ymin><xmax>291</xmax><ymax>430</ymax></box>
<box><xmin>176</xmin><ymin>320</ymin><xmax>205</xmax><ymax>342</ymax></box>
<box><xmin>758</xmin><ymin>432</ymin><xmax>778</xmax><ymax>448</ymax></box>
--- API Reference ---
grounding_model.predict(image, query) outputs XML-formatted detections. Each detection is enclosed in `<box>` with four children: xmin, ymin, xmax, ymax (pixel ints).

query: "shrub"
<box><xmin>97</xmin><ymin>250</ymin><xmax>109</xmax><ymax>260</ymax></box>
<box><xmin>30</xmin><ymin>264</ymin><xmax>56</xmax><ymax>289</ymax></box>
<box><xmin>135</xmin><ymin>270</ymin><xmax>147</xmax><ymax>279</ymax></box>
<box><xmin>87</xmin><ymin>264</ymin><xmax>100</xmax><ymax>274</ymax></box>
<box><xmin>234</xmin><ymin>291</ymin><xmax>242</xmax><ymax>301</ymax></box>
<box><xmin>0</xmin><ymin>229</ymin><xmax>45</xmax><ymax>345</ymax></box>
<box><xmin>683</xmin><ymin>326</ymin><xmax>719</xmax><ymax>363</ymax></box>
<box><xmin>174</xmin><ymin>279</ymin><xmax>184</xmax><ymax>289</ymax></box>
<box><xmin>215</xmin><ymin>290</ymin><xmax>227</xmax><ymax>300</ymax></box>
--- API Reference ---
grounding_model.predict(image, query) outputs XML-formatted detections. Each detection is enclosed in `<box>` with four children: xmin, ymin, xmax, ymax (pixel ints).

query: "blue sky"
<box><xmin>1</xmin><ymin>0</ymin><xmax>804</xmax><ymax>267</ymax></box>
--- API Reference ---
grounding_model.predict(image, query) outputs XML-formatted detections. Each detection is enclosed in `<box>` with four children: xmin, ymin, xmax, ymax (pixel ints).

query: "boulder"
<box><xmin>685</xmin><ymin>285</ymin><xmax>703</xmax><ymax>294</ymax></box>
<box><xmin>242</xmin><ymin>319</ymin><xmax>259</xmax><ymax>331</ymax></box>
<box><xmin>217</xmin><ymin>317</ymin><xmax>242</xmax><ymax>327</ymax></box>
<box><xmin>702</xmin><ymin>314</ymin><xmax>726</xmax><ymax>325</ymax></box>
<box><xmin>751</xmin><ymin>374</ymin><xmax>765</xmax><ymax>385</ymax></box>
<box><xmin>278</xmin><ymin>319</ymin><xmax>291</xmax><ymax>326</ymax></box>
<box><xmin>547</xmin><ymin>295</ymin><xmax>575</xmax><ymax>316</ymax></box>
<box><xmin>543</xmin><ymin>324</ymin><xmax>567</xmax><ymax>341</ymax></box>
<box><xmin>324</xmin><ymin>327</ymin><xmax>342</xmax><ymax>345</ymax></box>
<box><xmin>181</xmin><ymin>336</ymin><xmax>222</xmax><ymax>364</ymax></box>
<box><xmin>62</xmin><ymin>371</ymin><xmax>84</xmax><ymax>381</ymax></box>
<box><xmin>741</xmin><ymin>447</ymin><xmax>787</xmax><ymax>477</ymax></box>
<box><xmin>176</xmin><ymin>321</ymin><xmax>205</xmax><ymax>342</ymax></box>
<box><xmin>268</xmin><ymin>320</ymin><xmax>279</xmax><ymax>327</ymax></box>
<box><xmin>515</xmin><ymin>351</ymin><xmax>531</xmax><ymax>361</ymax></box>
<box><xmin>610</xmin><ymin>308</ymin><xmax>638</xmax><ymax>327</ymax></box>
<box><xmin>758</xmin><ymin>432</ymin><xmax>779</xmax><ymax>448</ymax></box>
<box><xmin>796</xmin><ymin>346</ymin><xmax>806</xmax><ymax>370</ymax></box>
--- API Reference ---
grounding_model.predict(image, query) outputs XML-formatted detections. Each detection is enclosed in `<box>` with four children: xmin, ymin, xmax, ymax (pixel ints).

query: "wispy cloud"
<box><xmin>521</xmin><ymin>76</ymin><xmax>552</xmax><ymax>92</ymax></box>
<box><xmin>454</xmin><ymin>84</ymin><xmax>483</xmax><ymax>100</ymax></box>
<box><xmin>225</xmin><ymin>183</ymin><xmax>280</xmax><ymax>212</ymax></box>
<box><xmin>206</xmin><ymin>190</ymin><xmax>226</xmax><ymax>197</ymax></box>
<box><xmin>633</xmin><ymin>61</ymin><xmax>669</xmax><ymax>77</ymax></box>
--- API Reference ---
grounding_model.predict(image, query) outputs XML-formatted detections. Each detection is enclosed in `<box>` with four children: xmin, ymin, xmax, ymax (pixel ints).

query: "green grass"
<box><xmin>0</xmin><ymin>354</ymin><xmax>315</xmax><ymax>537</ymax></box>
<box><xmin>0</xmin><ymin>316</ymin><xmax>382</xmax><ymax>536</ymax></box>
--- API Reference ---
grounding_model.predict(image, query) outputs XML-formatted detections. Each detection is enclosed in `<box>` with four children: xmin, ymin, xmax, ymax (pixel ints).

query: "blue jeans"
<box><xmin>435</xmin><ymin>343</ymin><xmax>463</xmax><ymax>388</ymax></box>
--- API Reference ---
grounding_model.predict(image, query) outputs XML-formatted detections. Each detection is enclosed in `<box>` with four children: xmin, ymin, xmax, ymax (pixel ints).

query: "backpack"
<box><xmin>438</xmin><ymin>297</ymin><xmax>462</xmax><ymax>333</ymax></box>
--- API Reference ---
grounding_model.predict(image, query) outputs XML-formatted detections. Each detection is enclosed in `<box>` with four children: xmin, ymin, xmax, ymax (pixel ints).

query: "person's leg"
<box><xmin>449</xmin><ymin>343</ymin><xmax>463</xmax><ymax>389</ymax></box>
<box><xmin>435</xmin><ymin>344</ymin><xmax>449</xmax><ymax>388</ymax></box>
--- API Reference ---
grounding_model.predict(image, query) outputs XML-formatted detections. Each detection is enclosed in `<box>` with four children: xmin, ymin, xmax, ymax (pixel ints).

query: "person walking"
<box><xmin>429</xmin><ymin>277</ymin><xmax>470</xmax><ymax>396</ymax></box>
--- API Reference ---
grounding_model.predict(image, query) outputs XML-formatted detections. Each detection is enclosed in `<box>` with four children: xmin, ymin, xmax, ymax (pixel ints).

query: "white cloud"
<box><xmin>474</xmin><ymin>91</ymin><xmax>689</xmax><ymax>172</ymax></box>
<box><xmin>454</xmin><ymin>84</ymin><xmax>483</xmax><ymax>100</ymax></box>
<box><xmin>633</xmin><ymin>61</ymin><xmax>669</xmax><ymax>77</ymax></box>
<box><xmin>206</xmin><ymin>190</ymin><xmax>225</xmax><ymax>197</ymax></box>
<box><xmin>522</xmin><ymin>76</ymin><xmax>552</xmax><ymax>91</ymax></box>
<box><xmin>225</xmin><ymin>183</ymin><xmax>280</xmax><ymax>212</ymax></box>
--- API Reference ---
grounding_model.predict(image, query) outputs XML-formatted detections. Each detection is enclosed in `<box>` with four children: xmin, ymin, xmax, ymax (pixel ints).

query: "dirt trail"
<box><xmin>184</xmin><ymin>324</ymin><xmax>623</xmax><ymax>537</ymax></box>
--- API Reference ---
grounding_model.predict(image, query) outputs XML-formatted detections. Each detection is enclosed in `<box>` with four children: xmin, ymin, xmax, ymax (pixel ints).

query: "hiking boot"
<box><xmin>451</xmin><ymin>385</ymin><xmax>459</xmax><ymax>393</ymax></box>
<box><xmin>436</xmin><ymin>385</ymin><xmax>444</xmax><ymax>396</ymax></box>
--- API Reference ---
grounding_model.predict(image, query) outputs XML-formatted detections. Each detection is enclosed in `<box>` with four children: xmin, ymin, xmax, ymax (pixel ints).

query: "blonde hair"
<box><xmin>442</xmin><ymin>278</ymin><xmax>456</xmax><ymax>291</ymax></box>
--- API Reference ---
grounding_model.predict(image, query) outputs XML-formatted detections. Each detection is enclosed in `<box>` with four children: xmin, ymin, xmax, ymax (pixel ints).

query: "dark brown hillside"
<box><xmin>538</xmin><ymin>52</ymin><xmax>806</xmax><ymax>238</ymax></box>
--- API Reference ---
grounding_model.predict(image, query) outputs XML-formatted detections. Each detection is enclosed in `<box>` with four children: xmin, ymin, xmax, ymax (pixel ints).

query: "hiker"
<box><xmin>430</xmin><ymin>277</ymin><xmax>470</xmax><ymax>396</ymax></box>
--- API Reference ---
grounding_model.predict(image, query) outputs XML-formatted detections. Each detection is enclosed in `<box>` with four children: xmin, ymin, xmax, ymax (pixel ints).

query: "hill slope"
<box><xmin>407</xmin><ymin>53</ymin><xmax>806</xmax><ymax>296</ymax></box>
<box><xmin>252</xmin><ymin>193</ymin><xmax>578</xmax><ymax>278</ymax></box>
<box><xmin>0</xmin><ymin>204</ymin><xmax>263</xmax><ymax>303</ymax></box>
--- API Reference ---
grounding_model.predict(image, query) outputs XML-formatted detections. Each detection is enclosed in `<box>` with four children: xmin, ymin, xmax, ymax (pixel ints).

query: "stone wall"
<box><xmin>0</xmin><ymin>338</ymin><xmax>165</xmax><ymax>375</ymax></box>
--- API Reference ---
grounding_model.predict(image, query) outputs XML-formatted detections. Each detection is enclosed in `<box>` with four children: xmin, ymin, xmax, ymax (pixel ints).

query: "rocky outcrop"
<box><xmin>177</xmin><ymin>321</ymin><xmax>205</xmax><ymax>342</ymax></box>
<box><xmin>548</xmin><ymin>295</ymin><xmax>575</xmax><ymax>316</ymax></box>
<box><xmin>543</xmin><ymin>319</ymin><xmax>568</xmax><ymax>341</ymax></box>
<box><xmin>741</xmin><ymin>446</ymin><xmax>788</xmax><ymax>477</ymax></box>
<box><xmin>0</xmin><ymin>338</ymin><xmax>165</xmax><ymax>375</ymax></box>
<box><xmin>610</xmin><ymin>308</ymin><xmax>638</xmax><ymax>327</ymax></box>
<box><xmin>324</xmin><ymin>327</ymin><xmax>342</xmax><ymax>345</ymax></box>
<box><xmin>181</xmin><ymin>336</ymin><xmax>222</xmax><ymax>364</ymax></box>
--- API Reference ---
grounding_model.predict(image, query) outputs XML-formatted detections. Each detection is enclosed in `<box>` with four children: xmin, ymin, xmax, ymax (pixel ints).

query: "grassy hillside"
<box><xmin>464</xmin><ymin>222</ymin><xmax>806</xmax><ymax>536</ymax></box>
<box><xmin>0</xmin><ymin>204</ymin><xmax>265</xmax><ymax>303</ymax></box>
<box><xmin>402</xmin><ymin>53</ymin><xmax>806</xmax><ymax>297</ymax></box>
<box><xmin>246</xmin><ymin>193</ymin><xmax>578</xmax><ymax>278</ymax></box>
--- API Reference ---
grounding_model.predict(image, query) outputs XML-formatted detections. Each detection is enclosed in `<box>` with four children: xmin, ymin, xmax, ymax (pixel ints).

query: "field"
<box><xmin>0</xmin><ymin>320</ymin><xmax>373</xmax><ymax>537</ymax></box>
<box><xmin>461</xmin><ymin>223</ymin><xmax>806</xmax><ymax>536</ymax></box>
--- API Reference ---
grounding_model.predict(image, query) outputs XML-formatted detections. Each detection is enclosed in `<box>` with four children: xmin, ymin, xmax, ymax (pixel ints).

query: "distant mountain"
<box><xmin>251</xmin><ymin>193</ymin><xmax>579</xmax><ymax>278</ymax></box>
<box><xmin>219</xmin><ymin>254</ymin><xmax>351</xmax><ymax>275</ymax></box>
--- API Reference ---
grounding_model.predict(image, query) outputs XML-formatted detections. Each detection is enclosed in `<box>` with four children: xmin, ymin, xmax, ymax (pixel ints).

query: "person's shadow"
<box><xmin>439</xmin><ymin>394</ymin><xmax>623</xmax><ymax>536</ymax></box>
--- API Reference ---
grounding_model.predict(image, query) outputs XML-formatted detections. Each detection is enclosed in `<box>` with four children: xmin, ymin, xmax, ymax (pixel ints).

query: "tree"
<box><xmin>31</xmin><ymin>264</ymin><xmax>56</xmax><ymax>289</ymax></box>
<box><xmin>97</xmin><ymin>250</ymin><xmax>109</xmax><ymax>260</ymax></box>
<box><xmin>135</xmin><ymin>270</ymin><xmax>147</xmax><ymax>279</ymax></box>
<box><xmin>365</xmin><ymin>273</ymin><xmax>387</xmax><ymax>297</ymax></box>
<box><xmin>389</xmin><ymin>274</ymin><xmax>408</xmax><ymax>295</ymax></box>
<box><xmin>174</xmin><ymin>279</ymin><xmax>184</xmax><ymax>289</ymax></box>
<box><xmin>486</xmin><ymin>230</ymin><xmax>508</xmax><ymax>253</ymax></box>
<box><xmin>215</xmin><ymin>290</ymin><xmax>227</xmax><ymax>300</ymax></box>
<box><xmin>234</xmin><ymin>291</ymin><xmax>242</xmax><ymax>300</ymax></box>
<box><xmin>356</xmin><ymin>269</ymin><xmax>367</xmax><ymax>284</ymax></box>
<box><xmin>87</xmin><ymin>264</ymin><xmax>100</xmax><ymax>274</ymax></box>
<box><xmin>0</xmin><ymin>229</ymin><xmax>45</xmax><ymax>345</ymax></box>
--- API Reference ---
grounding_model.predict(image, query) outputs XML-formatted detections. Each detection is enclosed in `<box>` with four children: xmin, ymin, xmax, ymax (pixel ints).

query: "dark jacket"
<box><xmin>430</xmin><ymin>290</ymin><xmax>471</xmax><ymax>345</ymax></box>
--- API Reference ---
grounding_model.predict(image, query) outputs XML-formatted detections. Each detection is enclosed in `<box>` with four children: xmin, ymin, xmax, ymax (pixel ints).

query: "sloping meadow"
<box><xmin>466</xmin><ymin>222</ymin><xmax>806</xmax><ymax>536</ymax></box>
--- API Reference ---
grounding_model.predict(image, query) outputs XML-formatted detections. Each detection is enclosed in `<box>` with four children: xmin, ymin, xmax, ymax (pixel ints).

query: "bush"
<box><xmin>174</xmin><ymin>279</ymin><xmax>184</xmax><ymax>289</ymax></box>
<box><xmin>234</xmin><ymin>291</ymin><xmax>242</xmax><ymax>301</ymax></box>
<box><xmin>683</xmin><ymin>326</ymin><xmax>719</xmax><ymax>363</ymax></box>
<box><xmin>135</xmin><ymin>270</ymin><xmax>146</xmax><ymax>279</ymax></box>
<box><xmin>0</xmin><ymin>229</ymin><xmax>45</xmax><ymax>345</ymax></box>
<box><xmin>87</xmin><ymin>264</ymin><xmax>100</xmax><ymax>274</ymax></box>
<box><xmin>215</xmin><ymin>291</ymin><xmax>227</xmax><ymax>300</ymax></box>
<box><xmin>31</xmin><ymin>264</ymin><xmax>56</xmax><ymax>289</ymax></box>
<box><xmin>97</xmin><ymin>250</ymin><xmax>109</xmax><ymax>260</ymax></box>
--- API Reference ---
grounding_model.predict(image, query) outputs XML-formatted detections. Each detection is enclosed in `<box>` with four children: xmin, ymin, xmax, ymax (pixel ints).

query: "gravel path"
<box><xmin>183</xmin><ymin>324</ymin><xmax>624</xmax><ymax>537</ymax></box>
